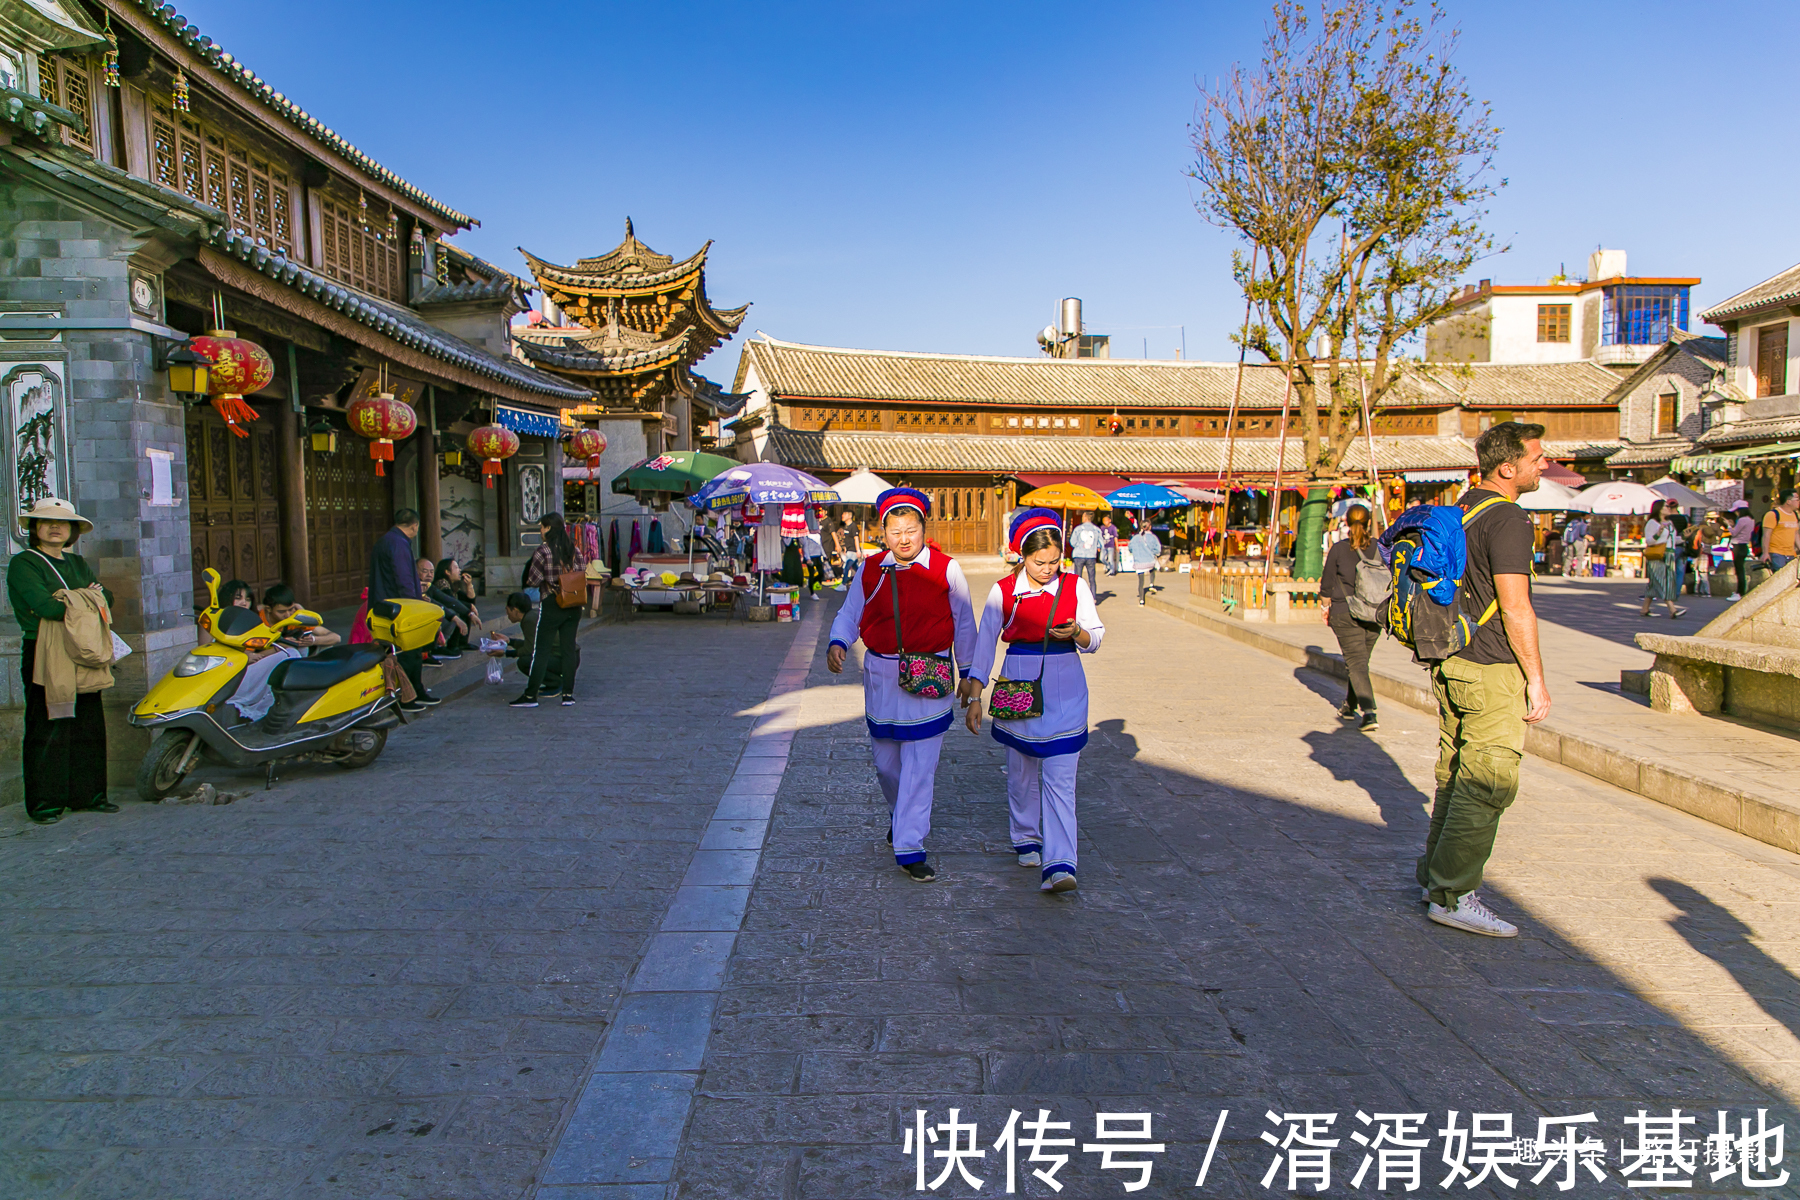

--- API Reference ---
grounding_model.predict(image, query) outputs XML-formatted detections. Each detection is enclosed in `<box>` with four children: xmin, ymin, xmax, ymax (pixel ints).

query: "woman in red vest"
<box><xmin>826</xmin><ymin>488</ymin><xmax>976</xmax><ymax>882</ymax></box>
<box><xmin>963</xmin><ymin>509</ymin><xmax>1105</xmax><ymax>892</ymax></box>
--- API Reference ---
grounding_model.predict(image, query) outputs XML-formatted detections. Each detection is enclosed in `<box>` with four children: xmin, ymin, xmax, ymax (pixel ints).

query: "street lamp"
<box><xmin>160</xmin><ymin>340</ymin><xmax>214</xmax><ymax>399</ymax></box>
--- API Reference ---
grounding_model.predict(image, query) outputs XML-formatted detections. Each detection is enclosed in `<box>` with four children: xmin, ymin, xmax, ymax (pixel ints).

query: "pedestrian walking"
<box><xmin>1729</xmin><ymin>502</ymin><xmax>1755</xmax><ymax>600</ymax></box>
<box><xmin>1100</xmin><ymin>514</ymin><xmax>1119</xmax><ymax>575</ymax></box>
<box><xmin>826</xmin><ymin>488</ymin><xmax>976</xmax><ymax>882</ymax></box>
<box><xmin>1068</xmin><ymin>511</ymin><xmax>1104</xmax><ymax>595</ymax></box>
<box><xmin>369</xmin><ymin>508</ymin><xmax>438</xmax><ymax>711</ymax></box>
<box><xmin>1127</xmin><ymin>520</ymin><xmax>1161</xmax><ymax>605</ymax></box>
<box><xmin>1562</xmin><ymin>514</ymin><xmax>1589</xmax><ymax>577</ymax></box>
<box><xmin>1418</xmin><ymin>422</ymin><xmax>1552</xmax><ymax>939</ymax></box>
<box><xmin>832</xmin><ymin>511</ymin><xmax>860</xmax><ymax>588</ymax></box>
<box><xmin>801</xmin><ymin>521</ymin><xmax>828</xmax><ymax>598</ymax></box>
<box><xmin>1762</xmin><ymin>488</ymin><xmax>1799</xmax><ymax>572</ymax></box>
<box><xmin>7</xmin><ymin>499</ymin><xmax>116</xmax><ymax>824</ymax></box>
<box><xmin>963</xmin><ymin>509</ymin><xmax>1104</xmax><ymax>893</ymax></box>
<box><xmin>1687</xmin><ymin>514</ymin><xmax>1717</xmax><ymax>596</ymax></box>
<box><xmin>511</xmin><ymin>512</ymin><xmax>586</xmax><ymax>709</ymax></box>
<box><xmin>1321</xmin><ymin>505</ymin><xmax>1382</xmax><ymax>731</ymax></box>
<box><xmin>1640</xmin><ymin>501</ymin><xmax>1687</xmax><ymax>620</ymax></box>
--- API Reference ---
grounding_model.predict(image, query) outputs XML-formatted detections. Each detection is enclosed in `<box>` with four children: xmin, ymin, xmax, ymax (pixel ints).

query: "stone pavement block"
<box><xmin>711</xmin><ymin>793</ymin><xmax>775</xmax><ymax>820</ymax></box>
<box><xmin>382</xmin><ymin>1052</ymin><xmax>590</xmax><ymax>1097</ymax></box>
<box><xmin>539</xmin><ymin>1071</ymin><xmax>695</xmax><ymax>1186</ymax></box>
<box><xmin>698</xmin><ymin>819</ymin><xmax>768</xmax><ymax>851</ymax></box>
<box><xmin>988</xmin><ymin>1050</ymin><xmax>1176</xmax><ymax>1094</ymax></box>
<box><xmin>698</xmin><ymin>1052</ymin><xmax>798</xmax><ymax>1095</ymax></box>
<box><xmin>65</xmin><ymin>1147</ymin><xmax>313</xmax><ymax>1200</ymax></box>
<box><xmin>597</xmin><ymin>993</ymin><xmax>719</xmax><ymax>1073</ymax></box>
<box><xmin>682</xmin><ymin>850</ymin><xmax>761</xmax><ymax>887</ymax></box>
<box><xmin>628</xmin><ymin>933</ymin><xmax>736</xmax><ymax>993</ymax></box>
<box><xmin>660</xmin><ymin>886</ymin><xmax>752</xmax><ymax>932</ymax></box>
<box><xmin>299</xmin><ymin>1143</ymin><xmax>544</xmax><ymax>1198</ymax></box>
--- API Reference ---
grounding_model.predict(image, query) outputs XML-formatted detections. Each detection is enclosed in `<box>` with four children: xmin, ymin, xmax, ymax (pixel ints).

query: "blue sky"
<box><xmin>182</xmin><ymin>0</ymin><xmax>1800</xmax><ymax>378</ymax></box>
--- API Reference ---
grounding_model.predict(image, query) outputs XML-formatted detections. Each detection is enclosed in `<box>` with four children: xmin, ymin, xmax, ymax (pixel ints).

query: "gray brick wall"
<box><xmin>0</xmin><ymin>177</ymin><xmax>199</xmax><ymax>796</ymax></box>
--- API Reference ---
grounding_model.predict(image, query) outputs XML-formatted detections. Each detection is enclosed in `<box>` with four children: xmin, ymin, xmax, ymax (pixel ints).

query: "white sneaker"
<box><xmin>1428</xmin><ymin>893</ymin><xmax>1517</xmax><ymax>938</ymax></box>
<box><xmin>1016</xmin><ymin>851</ymin><xmax>1042</xmax><ymax>868</ymax></box>
<box><xmin>1043</xmin><ymin>871</ymin><xmax>1077</xmax><ymax>893</ymax></box>
<box><xmin>1729</xmin><ymin>594</ymin><xmax>1741</xmax><ymax>602</ymax></box>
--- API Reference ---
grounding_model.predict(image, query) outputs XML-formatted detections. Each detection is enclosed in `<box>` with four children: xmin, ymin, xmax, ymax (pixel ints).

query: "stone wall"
<box><xmin>0</xmin><ymin>177</ymin><xmax>198</xmax><ymax>800</ymax></box>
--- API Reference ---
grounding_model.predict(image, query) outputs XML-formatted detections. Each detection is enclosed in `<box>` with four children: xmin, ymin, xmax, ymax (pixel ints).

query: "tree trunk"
<box><xmin>1292</xmin><ymin>484</ymin><xmax>1332</xmax><ymax>580</ymax></box>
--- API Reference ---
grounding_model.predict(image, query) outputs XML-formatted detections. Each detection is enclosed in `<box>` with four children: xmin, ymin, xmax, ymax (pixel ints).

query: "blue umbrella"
<box><xmin>690</xmin><ymin>462</ymin><xmax>839</xmax><ymax>511</ymax></box>
<box><xmin>1105</xmin><ymin>483</ymin><xmax>1188</xmax><ymax>510</ymax></box>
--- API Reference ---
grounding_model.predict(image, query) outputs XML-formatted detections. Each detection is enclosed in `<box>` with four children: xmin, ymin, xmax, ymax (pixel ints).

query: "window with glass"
<box><xmin>1535</xmin><ymin>303</ymin><xmax>1571</xmax><ymax>343</ymax></box>
<box><xmin>1602</xmin><ymin>286</ymin><xmax>1688</xmax><ymax>346</ymax></box>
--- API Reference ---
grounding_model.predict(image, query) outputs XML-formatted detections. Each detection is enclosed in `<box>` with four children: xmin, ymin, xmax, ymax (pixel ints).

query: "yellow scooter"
<box><xmin>130</xmin><ymin>567</ymin><xmax>442</xmax><ymax>800</ymax></box>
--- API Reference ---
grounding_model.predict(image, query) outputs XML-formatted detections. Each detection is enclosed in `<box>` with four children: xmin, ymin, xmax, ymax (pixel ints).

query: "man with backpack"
<box><xmin>1414</xmin><ymin>422</ymin><xmax>1551</xmax><ymax>939</ymax></box>
<box><xmin>1321</xmin><ymin>505</ymin><xmax>1383</xmax><ymax>730</ymax></box>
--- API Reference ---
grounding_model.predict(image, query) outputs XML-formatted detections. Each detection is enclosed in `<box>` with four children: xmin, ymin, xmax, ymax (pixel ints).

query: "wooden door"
<box><xmin>186</xmin><ymin>406</ymin><xmax>283</xmax><ymax>606</ymax></box>
<box><xmin>304</xmin><ymin>435</ymin><xmax>393</xmax><ymax>609</ymax></box>
<box><xmin>919</xmin><ymin>485</ymin><xmax>998</xmax><ymax>556</ymax></box>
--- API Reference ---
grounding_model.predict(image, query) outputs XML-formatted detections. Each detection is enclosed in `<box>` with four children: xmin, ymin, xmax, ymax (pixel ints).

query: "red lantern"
<box><xmin>190</xmin><ymin>329</ymin><xmax>273</xmax><ymax>438</ymax></box>
<box><xmin>567</xmin><ymin>428</ymin><xmax>607</xmax><ymax>481</ymax></box>
<box><xmin>468</xmin><ymin>423</ymin><xmax>520</xmax><ymax>488</ymax></box>
<box><xmin>346</xmin><ymin>392</ymin><xmax>418</xmax><ymax>476</ymax></box>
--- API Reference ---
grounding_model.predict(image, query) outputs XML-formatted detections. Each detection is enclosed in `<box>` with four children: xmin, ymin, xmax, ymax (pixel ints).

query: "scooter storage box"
<box><xmin>367</xmin><ymin>599</ymin><xmax>442</xmax><ymax>651</ymax></box>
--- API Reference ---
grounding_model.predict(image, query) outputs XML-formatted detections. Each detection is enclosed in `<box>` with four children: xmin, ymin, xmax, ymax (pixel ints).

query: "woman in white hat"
<box><xmin>6</xmin><ymin>498</ymin><xmax>115</xmax><ymax>823</ymax></box>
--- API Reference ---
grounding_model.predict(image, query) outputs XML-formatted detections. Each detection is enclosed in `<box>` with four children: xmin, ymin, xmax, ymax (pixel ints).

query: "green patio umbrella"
<box><xmin>610</xmin><ymin>450</ymin><xmax>739</xmax><ymax>496</ymax></box>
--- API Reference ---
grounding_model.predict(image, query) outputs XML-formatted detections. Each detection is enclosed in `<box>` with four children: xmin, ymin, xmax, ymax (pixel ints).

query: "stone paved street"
<box><xmin>2</xmin><ymin>579</ymin><xmax>1797</xmax><ymax>1198</ymax></box>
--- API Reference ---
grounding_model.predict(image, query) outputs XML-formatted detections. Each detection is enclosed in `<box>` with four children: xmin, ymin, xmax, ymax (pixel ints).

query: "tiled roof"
<box><xmin>123</xmin><ymin>0</ymin><xmax>474</xmax><ymax>228</ymax></box>
<box><xmin>6</xmin><ymin>142</ymin><xmax>220</xmax><ymax>236</ymax></box>
<box><xmin>764</xmin><ymin>428</ymin><xmax>1475</xmax><ymax>475</ymax></box>
<box><xmin>1428</xmin><ymin>361</ymin><xmax>1624</xmax><ymax>407</ymax></box>
<box><xmin>516</xmin><ymin>329</ymin><xmax>694</xmax><ymax>374</ymax></box>
<box><xmin>1606</xmin><ymin>441</ymin><xmax>1693</xmax><ymax>466</ymax></box>
<box><xmin>1542</xmin><ymin>440</ymin><xmax>1623</xmax><ymax>460</ymax></box>
<box><xmin>204</xmin><ymin>229</ymin><xmax>592</xmax><ymax>403</ymax></box>
<box><xmin>1695</xmin><ymin>413</ymin><xmax>1800</xmax><ymax>448</ymax></box>
<box><xmin>519</xmin><ymin>243</ymin><xmax>710</xmax><ymax>292</ymax></box>
<box><xmin>1699</xmin><ymin>263</ymin><xmax>1800</xmax><ymax>323</ymax></box>
<box><xmin>741</xmin><ymin>337</ymin><xmax>1461</xmax><ymax>410</ymax></box>
<box><xmin>412</xmin><ymin>278</ymin><xmax>520</xmax><ymax>306</ymax></box>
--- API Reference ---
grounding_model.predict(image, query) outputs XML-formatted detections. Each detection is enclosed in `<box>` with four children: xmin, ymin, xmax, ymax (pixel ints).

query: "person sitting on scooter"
<box><xmin>260</xmin><ymin>583</ymin><xmax>341</xmax><ymax>652</ymax></box>
<box><xmin>227</xmin><ymin>583</ymin><xmax>338</xmax><ymax>724</ymax></box>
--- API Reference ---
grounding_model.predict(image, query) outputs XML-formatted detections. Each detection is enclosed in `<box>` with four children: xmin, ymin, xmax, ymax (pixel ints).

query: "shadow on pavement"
<box><xmin>1649</xmin><ymin>877</ymin><xmax>1800</xmax><ymax>1045</ymax></box>
<box><xmin>675</xmin><ymin>609</ymin><xmax>1793</xmax><ymax>1200</ymax></box>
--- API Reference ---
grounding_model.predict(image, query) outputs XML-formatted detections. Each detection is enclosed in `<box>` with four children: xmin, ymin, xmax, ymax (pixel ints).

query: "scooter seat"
<box><xmin>269</xmin><ymin>644</ymin><xmax>388</xmax><ymax>692</ymax></box>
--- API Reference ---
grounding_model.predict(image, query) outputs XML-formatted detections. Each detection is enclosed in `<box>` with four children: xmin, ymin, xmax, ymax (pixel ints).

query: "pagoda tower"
<box><xmin>515</xmin><ymin>219</ymin><xmax>749</xmax><ymax>449</ymax></box>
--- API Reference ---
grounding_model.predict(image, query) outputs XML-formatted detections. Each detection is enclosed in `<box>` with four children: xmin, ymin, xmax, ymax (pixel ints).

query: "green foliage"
<box><xmin>1190</xmin><ymin>0</ymin><xmax>1504</xmax><ymax>478</ymax></box>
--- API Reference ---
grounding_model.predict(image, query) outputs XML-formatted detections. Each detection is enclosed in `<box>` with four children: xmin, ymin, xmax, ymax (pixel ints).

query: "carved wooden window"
<box><xmin>148</xmin><ymin>102</ymin><xmax>293</xmax><ymax>258</ymax></box>
<box><xmin>1657</xmin><ymin>393</ymin><xmax>1679</xmax><ymax>436</ymax></box>
<box><xmin>1756</xmin><ymin>323</ymin><xmax>1789</xmax><ymax>399</ymax></box>
<box><xmin>39</xmin><ymin>55</ymin><xmax>96</xmax><ymax>155</ymax></box>
<box><xmin>320</xmin><ymin>197</ymin><xmax>402</xmax><ymax>302</ymax></box>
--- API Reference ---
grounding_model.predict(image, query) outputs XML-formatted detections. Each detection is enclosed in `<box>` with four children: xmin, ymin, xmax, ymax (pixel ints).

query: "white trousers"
<box><xmin>872</xmin><ymin>735</ymin><xmax>943</xmax><ymax>864</ymax></box>
<box><xmin>1007</xmin><ymin>748</ymin><xmax>1080</xmax><ymax>880</ymax></box>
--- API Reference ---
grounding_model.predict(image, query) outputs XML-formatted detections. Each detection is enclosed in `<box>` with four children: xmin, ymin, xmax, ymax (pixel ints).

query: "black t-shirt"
<box><xmin>1322</xmin><ymin>537</ymin><xmax>1373</xmax><ymax>601</ymax></box>
<box><xmin>1455</xmin><ymin>488</ymin><xmax>1534</xmax><ymax>665</ymax></box>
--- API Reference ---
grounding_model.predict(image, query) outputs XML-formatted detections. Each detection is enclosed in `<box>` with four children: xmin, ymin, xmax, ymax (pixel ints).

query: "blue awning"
<box><xmin>496</xmin><ymin>404</ymin><xmax>562</xmax><ymax>439</ymax></box>
<box><xmin>1404</xmin><ymin>469</ymin><xmax>1469</xmax><ymax>484</ymax></box>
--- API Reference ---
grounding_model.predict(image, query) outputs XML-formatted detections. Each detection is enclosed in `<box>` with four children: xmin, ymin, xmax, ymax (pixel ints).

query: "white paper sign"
<box><xmin>146</xmin><ymin>448</ymin><xmax>175</xmax><ymax>506</ymax></box>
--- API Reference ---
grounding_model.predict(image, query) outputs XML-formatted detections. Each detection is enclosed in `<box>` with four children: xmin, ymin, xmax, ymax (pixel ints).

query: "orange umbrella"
<box><xmin>1018</xmin><ymin>482</ymin><xmax>1111</xmax><ymax>512</ymax></box>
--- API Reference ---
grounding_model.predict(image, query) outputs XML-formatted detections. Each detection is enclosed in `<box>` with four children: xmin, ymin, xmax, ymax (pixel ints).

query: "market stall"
<box><xmin>690</xmin><ymin>462</ymin><xmax>840</xmax><ymax>620</ymax></box>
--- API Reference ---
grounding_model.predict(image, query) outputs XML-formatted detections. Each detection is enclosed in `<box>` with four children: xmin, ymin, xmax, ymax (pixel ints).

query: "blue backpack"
<box><xmin>1379</xmin><ymin>496</ymin><xmax>1512</xmax><ymax>662</ymax></box>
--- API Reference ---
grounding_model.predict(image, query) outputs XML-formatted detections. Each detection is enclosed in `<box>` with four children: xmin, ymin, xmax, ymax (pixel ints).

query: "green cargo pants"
<box><xmin>1417</xmin><ymin>654</ymin><xmax>1526</xmax><ymax>908</ymax></box>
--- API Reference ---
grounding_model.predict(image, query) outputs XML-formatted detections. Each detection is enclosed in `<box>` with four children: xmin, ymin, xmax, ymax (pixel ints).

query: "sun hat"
<box><xmin>18</xmin><ymin>497</ymin><xmax>93</xmax><ymax>537</ymax></box>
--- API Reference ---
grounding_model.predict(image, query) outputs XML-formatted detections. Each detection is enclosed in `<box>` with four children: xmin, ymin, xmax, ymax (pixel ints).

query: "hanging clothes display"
<box><xmin>754</xmin><ymin>502</ymin><xmax>783</xmax><ymax>573</ymax></box>
<box><xmin>648</xmin><ymin>518</ymin><xmax>666</xmax><ymax>554</ymax></box>
<box><xmin>609</xmin><ymin>520</ymin><xmax>621</xmax><ymax>576</ymax></box>
<box><xmin>781</xmin><ymin>504</ymin><xmax>808</xmax><ymax>538</ymax></box>
<box><xmin>629</xmin><ymin>520</ymin><xmax>643</xmax><ymax>560</ymax></box>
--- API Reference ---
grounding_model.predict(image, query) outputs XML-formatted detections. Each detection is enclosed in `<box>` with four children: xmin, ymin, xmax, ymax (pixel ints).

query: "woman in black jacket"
<box><xmin>427</xmin><ymin>559</ymin><xmax>477</xmax><ymax>653</ymax></box>
<box><xmin>1321</xmin><ymin>504</ymin><xmax>1383</xmax><ymax>731</ymax></box>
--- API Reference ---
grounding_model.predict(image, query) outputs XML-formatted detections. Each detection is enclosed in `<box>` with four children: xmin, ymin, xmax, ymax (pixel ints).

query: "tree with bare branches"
<box><xmin>1190</xmin><ymin>0</ymin><xmax>1503</xmax><ymax>578</ymax></box>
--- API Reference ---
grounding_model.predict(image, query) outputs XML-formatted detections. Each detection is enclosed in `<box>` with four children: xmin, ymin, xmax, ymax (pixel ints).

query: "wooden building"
<box><xmin>729</xmin><ymin>336</ymin><xmax>1625</xmax><ymax>555</ymax></box>
<box><xmin>0</xmin><ymin>0</ymin><xmax>592</xmax><ymax>788</ymax></box>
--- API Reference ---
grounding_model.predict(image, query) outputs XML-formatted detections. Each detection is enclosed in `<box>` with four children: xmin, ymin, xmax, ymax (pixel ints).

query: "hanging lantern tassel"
<box><xmin>483</xmin><ymin>458</ymin><xmax>503</xmax><ymax>488</ymax></box>
<box><xmin>172</xmin><ymin>67</ymin><xmax>189</xmax><ymax>112</ymax></box>
<box><xmin>211</xmin><ymin>393</ymin><xmax>259</xmax><ymax>437</ymax></box>
<box><xmin>372</xmin><ymin>438</ymin><xmax>394</xmax><ymax>476</ymax></box>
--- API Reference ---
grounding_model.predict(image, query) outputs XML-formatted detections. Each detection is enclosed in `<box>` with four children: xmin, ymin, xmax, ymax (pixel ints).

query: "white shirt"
<box><xmin>828</xmin><ymin>546</ymin><xmax>977</xmax><ymax>668</ymax></box>
<box><xmin>970</xmin><ymin>570</ymin><xmax>1104</xmax><ymax>686</ymax></box>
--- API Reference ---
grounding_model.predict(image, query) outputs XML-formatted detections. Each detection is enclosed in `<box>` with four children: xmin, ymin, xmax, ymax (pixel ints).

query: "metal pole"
<box><xmin>1261</xmin><ymin>369</ymin><xmax>1296</xmax><ymax>591</ymax></box>
<box><xmin>1216</xmin><ymin>245</ymin><xmax>1259</xmax><ymax>568</ymax></box>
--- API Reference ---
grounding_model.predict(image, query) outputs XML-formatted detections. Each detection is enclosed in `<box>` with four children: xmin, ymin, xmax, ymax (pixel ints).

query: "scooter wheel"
<box><xmin>329</xmin><ymin>727</ymin><xmax>387</xmax><ymax>769</ymax></box>
<box><xmin>137</xmin><ymin>730</ymin><xmax>200</xmax><ymax>802</ymax></box>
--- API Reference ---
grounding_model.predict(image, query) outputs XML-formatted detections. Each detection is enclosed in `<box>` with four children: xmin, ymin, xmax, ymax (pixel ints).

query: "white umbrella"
<box><xmin>1570</xmin><ymin>480</ymin><xmax>1664</xmax><ymax>566</ymax></box>
<box><xmin>831</xmin><ymin>468</ymin><xmax>894</xmax><ymax>505</ymax></box>
<box><xmin>1517</xmin><ymin>477</ymin><xmax>1582</xmax><ymax>511</ymax></box>
<box><xmin>1569</xmin><ymin>480</ymin><xmax>1663</xmax><ymax>515</ymax></box>
<box><xmin>1648</xmin><ymin>476</ymin><xmax>1713</xmax><ymax>510</ymax></box>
